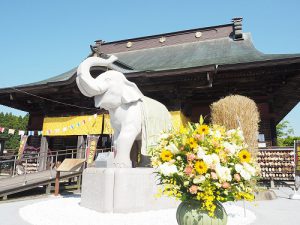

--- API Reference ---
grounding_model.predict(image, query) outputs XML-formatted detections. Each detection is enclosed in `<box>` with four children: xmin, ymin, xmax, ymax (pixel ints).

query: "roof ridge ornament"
<box><xmin>232</xmin><ymin>17</ymin><xmax>244</xmax><ymax>41</ymax></box>
<box><xmin>90</xmin><ymin>40</ymin><xmax>106</xmax><ymax>57</ymax></box>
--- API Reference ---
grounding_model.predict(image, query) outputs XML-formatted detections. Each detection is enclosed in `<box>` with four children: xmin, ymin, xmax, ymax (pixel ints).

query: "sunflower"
<box><xmin>194</xmin><ymin>160</ymin><xmax>208</xmax><ymax>174</ymax></box>
<box><xmin>197</xmin><ymin>125</ymin><xmax>210</xmax><ymax>135</ymax></box>
<box><xmin>187</xmin><ymin>137</ymin><xmax>198</xmax><ymax>149</ymax></box>
<box><xmin>238</xmin><ymin>149</ymin><xmax>251</xmax><ymax>163</ymax></box>
<box><xmin>160</xmin><ymin>149</ymin><xmax>173</xmax><ymax>162</ymax></box>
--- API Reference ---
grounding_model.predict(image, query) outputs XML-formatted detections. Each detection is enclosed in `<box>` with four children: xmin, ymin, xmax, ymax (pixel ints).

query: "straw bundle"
<box><xmin>210</xmin><ymin>95</ymin><xmax>260</xmax><ymax>156</ymax></box>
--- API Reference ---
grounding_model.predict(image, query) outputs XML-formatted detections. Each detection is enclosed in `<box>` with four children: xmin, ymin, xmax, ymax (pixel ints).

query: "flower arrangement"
<box><xmin>150</xmin><ymin>117</ymin><xmax>259</xmax><ymax>217</ymax></box>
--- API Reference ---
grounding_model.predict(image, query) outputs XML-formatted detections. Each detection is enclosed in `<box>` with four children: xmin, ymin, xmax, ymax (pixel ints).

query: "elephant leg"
<box><xmin>130</xmin><ymin>140</ymin><xmax>140</xmax><ymax>168</ymax></box>
<box><xmin>139</xmin><ymin>154</ymin><xmax>151</xmax><ymax>167</ymax></box>
<box><xmin>114</xmin><ymin>125</ymin><xmax>140</xmax><ymax>168</ymax></box>
<box><xmin>130</xmin><ymin>140</ymin><xmax>151</xmax><ymax>167</ymax></box>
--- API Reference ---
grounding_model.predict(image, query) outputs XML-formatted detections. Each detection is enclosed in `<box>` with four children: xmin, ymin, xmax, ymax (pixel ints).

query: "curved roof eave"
<box><xmin>0</xmin><ymin>61</ymin><xmax>138</xmax><ymax>93</ymax></box>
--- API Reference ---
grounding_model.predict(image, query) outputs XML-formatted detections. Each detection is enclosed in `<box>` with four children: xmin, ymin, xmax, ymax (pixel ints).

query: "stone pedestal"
<box><xmin>80</xmin><ymin>168</ymin><xmax>179</xmax><ymax>213</ymax></box>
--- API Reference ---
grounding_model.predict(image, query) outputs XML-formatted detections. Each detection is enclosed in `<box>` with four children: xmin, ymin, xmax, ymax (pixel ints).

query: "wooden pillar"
<box><xmin>38</xmin><ymin>136</ymin><xmax>48</xmax><ymax>171</ymax></box>
<box><xmin>270</xmin><ymin>118</ymin><xmax>277</xmax><ymax>146</ymax></box>
<box><xmin>54</xmin><ymin>171</ymin><xmax>60</xmax><ymax>196</ymax></box>
<box><xmin>268</xmin><ymin>100</ymin><xmax>277</xmax><ymax>146</ymax></box>
<box><xmin>77</xmin><ymin>136</ymin><xmax>86</xmax><ymax>159</ymax></box>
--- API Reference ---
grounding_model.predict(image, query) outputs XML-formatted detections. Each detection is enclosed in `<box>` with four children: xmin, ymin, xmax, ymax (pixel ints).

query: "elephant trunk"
<box><xmin>76</xmin><ymin>55</ymin><xmax>118</xmax><ymax>97</ymax></box>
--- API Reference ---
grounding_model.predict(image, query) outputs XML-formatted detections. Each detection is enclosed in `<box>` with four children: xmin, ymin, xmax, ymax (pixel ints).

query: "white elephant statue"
<box><xmin>76</xmin><ymin>55</ymin><xmax>172</xmax><ymax>168</ymax></box>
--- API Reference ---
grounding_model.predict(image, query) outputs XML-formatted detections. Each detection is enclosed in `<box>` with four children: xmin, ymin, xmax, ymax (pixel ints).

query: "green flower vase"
<box><xmin>176</xmin><ymin>200</ymin><xmax>227</xmax><ymax>225</ymax></box>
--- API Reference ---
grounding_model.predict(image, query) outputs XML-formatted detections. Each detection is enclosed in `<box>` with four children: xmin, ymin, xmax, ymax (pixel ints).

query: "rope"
<box><xmin>10</xmin><ymin>87</ymin><xmax>96</xmax><ymax>110</ymax></box>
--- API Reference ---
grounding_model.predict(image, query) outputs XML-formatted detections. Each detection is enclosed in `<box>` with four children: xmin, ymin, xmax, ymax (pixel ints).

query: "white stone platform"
<box><xmin>80</xmin><ymin>167</ymin><xmax>179</xmax><ymax>213</ymax></box>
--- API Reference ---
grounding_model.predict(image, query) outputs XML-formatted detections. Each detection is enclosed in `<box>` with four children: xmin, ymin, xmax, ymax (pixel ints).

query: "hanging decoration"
<box><xmin>0</xmin><ymin>125</ymin><xmax>42</xmax><ymax>136</ymax></box>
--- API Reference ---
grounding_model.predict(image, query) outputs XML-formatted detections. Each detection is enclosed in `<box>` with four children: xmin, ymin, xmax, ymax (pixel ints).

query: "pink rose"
<box><xmin>184</xmin><ymin>166</ymin><xmax>193</xmax><ymax>175</ymax></box>
<box><xmin>234</xmin><ymin>173</ymin><xmax>241</xmax><ymax>182</ymax></box>
<box><xmin>211</xmin><ymin>172</ymin><xmax>218</xmax><ymax>180</ymax></box>
<box><xmin>194</xmin><ymin>134</ymin><xmax>204</xmax><ymax>141</ymax></box>
<box><xmin>189</xmin><ymin>185</ymin><xmax>198</xmax><ymax>194</ymax></box>
<box><xmin>187</xmin><ymin>153</ymin><xmax>196</xmax><ymax>161</ymax></box>
<box><xmin>222</xmin><ymin>182</ymin><xmax>231</xmax><ymax>189</ymax></box>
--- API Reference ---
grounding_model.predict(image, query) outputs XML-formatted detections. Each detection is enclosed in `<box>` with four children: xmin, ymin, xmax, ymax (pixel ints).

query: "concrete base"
<box><xmin>289</xmin><ymin>191</ymin><xmax>300</xmax><ymax>200</ymax></box>
<box><xmin>80</xmin><ymin>168</ymin><xmax>179</xmax><ymax>213</ymax></box>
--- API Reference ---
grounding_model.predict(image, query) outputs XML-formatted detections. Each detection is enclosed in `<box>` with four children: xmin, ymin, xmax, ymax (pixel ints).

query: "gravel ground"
<box><xmin>18</xmin><ymin>197</ymin><xmax>255</xmax><ymax>225</ymax></box>
<box><xmin>0</xmin><ymin>187</ymin><xmax>299</xmax><ymax>225</ymax></box>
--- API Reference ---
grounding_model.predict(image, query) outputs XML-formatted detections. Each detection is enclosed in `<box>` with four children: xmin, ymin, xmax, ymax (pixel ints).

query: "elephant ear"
<box><xmin>121</xmin><ymin>79</ymin><xmax>144</xmax><ymax>103</ymax></box>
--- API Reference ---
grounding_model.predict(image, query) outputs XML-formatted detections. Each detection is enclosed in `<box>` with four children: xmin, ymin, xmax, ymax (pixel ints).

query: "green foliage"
<box><xmin>277</xmin><ymin>136</ymin><xmax>300</xmax><ymax>147</ymax></box>
<box><xmin>276</xmin><ymin>120</ymin><xmax>299</xmax><ymax>146</ymax></box>
<box><xmin>276</xmin><ymin>120</ymin><xmax>294</xmax><ymax>138</ymax></box>
<box><xmin>0</xmin><ymin>112</ymin><xmax>29</xmax><ymax>150</ymax></box>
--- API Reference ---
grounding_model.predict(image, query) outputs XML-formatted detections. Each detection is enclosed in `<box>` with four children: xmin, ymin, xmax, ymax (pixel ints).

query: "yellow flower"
<box><xmin>194</xmin><ymin>160</ymin><xmax>208</xmax><ymax>174</ymax></box>
<box><xmin>197</xmin><ymin>125</ymin><xmax>209</xmax><ymax>135</ymax></box>
<box><xmin>179</xmin><ymin>125</ymin><xmax>187</xmax><ymax>134</ymax></box>
<box><xmin>188</xmin><ymin>137</ymin><xmax>198</xmax><ymax>149</ymax></box>
<box><xmin>238</xmin><ymin>149</ymin><xmax>251</xmax><ymax>163</ymax></box>
<box><xmin>235</xmin><ymin>192</ymin><xmax>255</xmax><ymax>201</ymax></box>
<box><xmin>160</xmin><ymin>149</ymin><xmax>173</xmax><ymax>162</ymax></box>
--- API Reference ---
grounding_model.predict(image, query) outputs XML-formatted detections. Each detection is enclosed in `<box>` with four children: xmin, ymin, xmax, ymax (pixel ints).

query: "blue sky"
<box><xmin>0</xmin><ymin>0</ymin><xmax>299</xmax><ymax>135</ymax></box>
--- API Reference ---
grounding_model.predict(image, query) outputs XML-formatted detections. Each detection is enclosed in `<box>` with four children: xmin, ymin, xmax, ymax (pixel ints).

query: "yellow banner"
<box><xmin>43</xmin><ymin>114</ymin><xmax>112</xmax><ymax>136</ymax></box>
<box><xmin>86</xmin><ymin>135</ymin><xmax>100</xmax><ymax>164</ymax></box>
<box><xmin>18</xmin><ymin>135</ymin><xmax>28</xmax><ymax>159</ymax></box>
<box><xmin>170</xmin><ymin>111</ymin><xmax>190</xmax><ymax>130</ymax></box>
<box><xmin>43</xmin><ymin>111</ymin><xmax>189</xmax><ymax>136</ymax></box>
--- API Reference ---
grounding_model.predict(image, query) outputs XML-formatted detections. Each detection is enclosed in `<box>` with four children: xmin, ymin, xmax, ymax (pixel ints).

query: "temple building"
<box><xmin>0</xmin><ymin>18</ymin><xmax>299</xmax><ymax>157</ymax></box>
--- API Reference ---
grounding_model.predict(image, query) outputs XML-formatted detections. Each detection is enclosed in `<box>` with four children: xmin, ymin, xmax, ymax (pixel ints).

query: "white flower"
<box><xmin>203</xmin><ymin>154</ymin><xmax>220</xmax><ymax>168</ymax></box>
<box><xmin>235</xmin><ymin>163</ymin><xmax>255</xmax><ymax>181</ymax></box>
<box><xmin>237</xmin><ymin>129</ymin><xmax>245</xmax><ymax>141</ymax></box>
<box><xmin>165</xmin><ymin>143</ymin><xmax>179</xmax><ymax>154</ymax></box>
<box><xmin>223</xmin><ymin>142</ymin><xmax>237</xmax><ymax>155</ymax></box>
<box><xmin>243</xmin><ymin>162</ymin><xmax>256</xmax><ymax>176</ymax></box>
<box><xmin>159</xmin><ymin>133</ymin><xmax>169</xmax><ymax>140</ymax></box>
<box><xmin>211</xmin><ymin>153</ymin><xmax>220</xmax><ymax>165</ymax></box>
<box><xmin>223</xmin><ymin>142</ymin><xmax>242</xmax><ymax>155</ymax></box>
<box><xmin>215</xmin><ymin>130</ymin><xmax>222</xmax><ymax>138</ymax></box>
<box><xmin>205</xmin><ymin>173</ymin><xmax>211</xmax><ymax>179</ymax></box>
<box><xmin>193</xmin><ymin>175</ymin><xmax>206</xmax><ymax>184</ymax></box>
<box><xmin>197</xmin><ymin>146</ymin><xmax>206</xmax><ymax>159</ymax></box>
<box><xmin>203</xmin><ymin>155</ymin><xmax>213</xmax><ymax>166</ymax></box>
<box><xmin>235</xmin><ymin>164</ymin><xmax>243</xmax><ymax>173</ymax></box>
<box><xmin>210</xmin><ymin>129</ymin><xmax>222</xmax><ymax>138</ymax></box>
<box><xmin>215</xmin><ymin>182</ymin><xmax>222</xmax><ymax>188</ymax></box>
<box><xmin>240</xmin><ymin>169</ymin><xmax>251</xmax><ymax>180</ymax></box>
<box><xmin>216</xmin><ymin>165</ymin><xmax>232</xmax><ymax>182</ymax></box>
<box><xmin>226</xmin><ymin>129</ymin><xmax>236</xmax><ymax>137</ymax></box>
<box><xmin>158</xmin><ymin>163</ymin><xmax>178</xmax><ymax>176</ymax></box>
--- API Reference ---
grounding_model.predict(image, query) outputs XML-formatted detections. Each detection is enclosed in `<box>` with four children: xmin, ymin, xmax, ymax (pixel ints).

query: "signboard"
<box><xmin>295</xmin><ymin>140</ymin><xmax>300</xmax><ymax>176</ymax></box>
<box><xmin>86</xmin><ymin>135</ymin><xmax>100</xmax><ymax>165</ymax></box>
<box><xmin>18</xmin><ymin>135</ymin><xmax>28</xmax><ymax>159</ymax></box>
<box><xmin>57</xmin><ymin>159</ymin><xmax>86</xmax><ymax>172</ymax></box>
